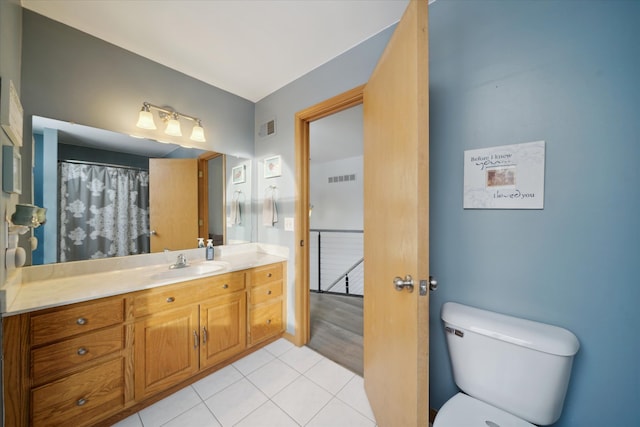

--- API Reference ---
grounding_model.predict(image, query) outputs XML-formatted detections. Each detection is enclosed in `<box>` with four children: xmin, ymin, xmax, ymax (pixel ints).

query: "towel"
<box><xmin>262</xmin><ymin>193</ymin><xmax>278</xmax><ymax>227</ymax></box>
<box><xmin>230</xmin><ymin>199</ymin><xmax>241</xmax><ymax>225</ymax></box>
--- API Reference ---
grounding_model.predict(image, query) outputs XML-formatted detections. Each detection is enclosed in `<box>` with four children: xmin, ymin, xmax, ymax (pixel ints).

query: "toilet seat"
<box><xmin>433</xmin><ymin>393</ymin><xmax>535</xmax><ymax>427</ymax></box>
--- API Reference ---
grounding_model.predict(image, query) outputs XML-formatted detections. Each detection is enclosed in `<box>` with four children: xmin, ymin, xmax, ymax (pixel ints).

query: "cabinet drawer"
<box><xmin>250</xmin><ymin>281</ymin><xmax>283</xmax><ymax>306</ymax></box>
<box><xmin>134</xmin><ymin>283</ymin><xmax>199</xmax><ymax>317</ymax></box>
<box><xmin>203</xmin><ymin>271</ymin><xmax>246</xmax><ymax>298</ymax></box>
<box><xmin>31</xmin><ymin>358</ymin><xmax>124</xmax><ymax>427</ymax></box>
<box><xmin>134</xmin><ymin>272</ymin><xmax>245</xmax><ymax>317</ymax></box>
<box><xmin>249</xmin><ymin>263</ymin><xmax>282</xmax><ymax>286</ymax></box>
<box><xmin>250</xmin><ymin>299</ymin><xmax>284</xmax><ymax>344</ymax></box>
<box><xmin>31</xmin><ymin>298</ymin><xmax>124</xmax><ymax>346</ymax></box>
<box><xmin>32</xmin><ymin>325</ymin><xmax>124</xmax><ymax>384</ymax></box>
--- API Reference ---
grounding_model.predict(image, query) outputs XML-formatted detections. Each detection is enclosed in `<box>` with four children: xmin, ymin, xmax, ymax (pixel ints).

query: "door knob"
<box><xmin>393</xmin><ymin>275</ymin><xmax>414</xmax><ymax>292</ymax></box>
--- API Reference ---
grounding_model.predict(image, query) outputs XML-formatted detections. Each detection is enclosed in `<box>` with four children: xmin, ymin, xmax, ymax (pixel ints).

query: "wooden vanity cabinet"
<box><xmin>4</xmin><ymin>295</ymin><xmax>131</xmax><ymax>427</ymax></box>
<box><xmin>133</xmin><ymin>271</ymin><xmax>247</xmax><ymax>399</ymax></box>
<box><xmin>2</xmin><ymin>261</ymin><xmax>285</xmax><ymax>427</ymax></box>
<box><xmin>248</xmin><ymin>263</ymin><xmax>285</xmax><ymax>345</ymax></box>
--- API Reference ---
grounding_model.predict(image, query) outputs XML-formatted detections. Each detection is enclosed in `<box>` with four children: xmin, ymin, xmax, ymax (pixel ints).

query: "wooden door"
<box><xmin>363</xmin><ymin>1</ymin><xmax>430</xmax><ymax>426</ymax></box>
<box><xmin>149</xmin><ymin>159</ymin><xmax>199</xmax><ymax>252</ymax></box>
<box><xmin>134</xmin><ymin>306</ymin><xmax>200</xmax><ymax>399</ymax></box>
<box><xmin>199</xmin><ymin>292</ymin><xmax>247</xmax><ymax>369</ymax></box>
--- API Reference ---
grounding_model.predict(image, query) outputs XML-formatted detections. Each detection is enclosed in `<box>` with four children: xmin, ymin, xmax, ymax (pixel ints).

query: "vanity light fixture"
<box><xmin>136</xmin><ymin>102</ymin><xmax>206</xmax><ymax>142</ymax></box>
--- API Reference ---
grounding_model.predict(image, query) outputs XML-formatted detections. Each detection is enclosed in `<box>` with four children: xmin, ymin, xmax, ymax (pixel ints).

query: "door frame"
<box><xmin>197</xmin><ymin>151</ymin><xmax>226</xmax><ymax>245</ymax></box>
<box><xmin>293</xmin><ymin>85</ymin><xmax>365</xmax><ymax>345</ymax></box>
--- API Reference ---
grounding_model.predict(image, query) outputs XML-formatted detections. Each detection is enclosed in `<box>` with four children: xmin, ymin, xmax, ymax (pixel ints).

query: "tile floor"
<box><xmin>112</xmin><ymin>338</ymin><xmax>376</xmax><ymax>427</ymax></box>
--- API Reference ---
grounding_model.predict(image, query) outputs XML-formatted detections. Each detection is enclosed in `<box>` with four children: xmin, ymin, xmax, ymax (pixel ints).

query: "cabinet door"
<box><xmin>134</xmin><ymin>306</ymin><xmax>199</xmax><ymax>399</ymax></box>
<box><xmin>200</xmin><ymin>292</ymin><xmax>246</xmax><ymax>369</ymax></box>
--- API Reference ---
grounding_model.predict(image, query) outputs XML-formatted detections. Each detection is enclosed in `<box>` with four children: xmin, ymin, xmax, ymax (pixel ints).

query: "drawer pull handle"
<box><xmin>202</xmin><ymin>326</ymin><xmax>208</xmax><ymax>344</ymax></box>
<box><xmin>223</xmin><ymin>284</ymin><xmax>229</xmax><ymax>289</ymax></box>
<box><xmin>77</xmin><ymin>347</ymin><xmax>88</xmax><ymax>356</ymax></box>
<box><xmin>267</xmin><ymin>290</ymin><xmax>272</xmax><ymax>295</ymax></box>
<box><xmin>77</xmin><ymin>398</ymin><xmax>88</xmax><ymax>406</ymax></box>
<box><xmin>166</xmin><ymin>297</ymin><xmax>175</xmax><ymax>303</ymax></box>
<box><xmin>76</xmin><ymin>317</ymin><xmax>87</xmax><ymax>326</ymax></box>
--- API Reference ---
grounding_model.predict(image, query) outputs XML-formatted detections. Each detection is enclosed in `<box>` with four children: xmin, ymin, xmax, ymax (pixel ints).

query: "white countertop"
<box><xmin>2</xmin><ymin>243</ymin><xmax>288</xmax><ymax>317</ymax></box>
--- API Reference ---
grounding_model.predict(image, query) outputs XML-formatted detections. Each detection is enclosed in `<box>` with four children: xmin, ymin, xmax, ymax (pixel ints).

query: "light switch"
<box><xmin>284</xmin><ymin>217</ymin><xmax>294</xmax><ymax>231</ymax></box>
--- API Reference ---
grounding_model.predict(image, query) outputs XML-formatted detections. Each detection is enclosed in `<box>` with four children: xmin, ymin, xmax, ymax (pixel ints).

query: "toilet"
<box><xmin>434</xmin><ymin>302</ymin><xmax>580</xmax><ymax>427</ymax></box>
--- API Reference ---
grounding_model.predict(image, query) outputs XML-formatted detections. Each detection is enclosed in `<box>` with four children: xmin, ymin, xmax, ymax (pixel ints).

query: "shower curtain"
<box><xmin>59</xmin><ymin>161</ymin><xmax>150</xmax><ymax>262</ymax></box>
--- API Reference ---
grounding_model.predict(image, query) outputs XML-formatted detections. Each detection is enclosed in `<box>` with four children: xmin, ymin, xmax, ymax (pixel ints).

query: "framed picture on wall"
<box><xmin>2</xmin><ymin>145</ymin><xmax>22</xmax><ymax>194</ymax></box>
<box><xmin>264</xmin><ymin>155</ymin><xmax>282</xmax><ymax>178</ymax></box>
<box><xmin>232</xmin><ymin>165</ymin><xmax>246</xmax><ymax>184</ymax></box>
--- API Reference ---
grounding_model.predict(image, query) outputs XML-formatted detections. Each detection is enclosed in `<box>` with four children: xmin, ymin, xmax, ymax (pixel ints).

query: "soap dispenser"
<box><xmin>197</xmin><ymin>237</ymin><xmax>205</xmax><ymax>248</ymax></box>
<box><xmin>206</xmin><ymin>239</ymin><xmax>214</xmax><ymax>260</ymax></box>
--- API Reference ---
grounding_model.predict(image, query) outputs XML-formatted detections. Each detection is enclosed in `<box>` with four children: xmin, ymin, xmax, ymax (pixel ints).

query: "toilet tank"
<box><xmin>441</xmin><ymin>302</ymin><xmax>579</xmax><ymax>426</ymax></box>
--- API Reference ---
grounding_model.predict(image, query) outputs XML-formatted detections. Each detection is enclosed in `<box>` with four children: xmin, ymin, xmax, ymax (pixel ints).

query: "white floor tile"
<box><xmin>306</xmin><ymin>397</ymin><xmax>376</xmax><ymax>427</ymax></box>
<box><xmin>234</xmin><ymin>401</ymin><xmax>299</xmax><ymax>427</ymax></box>
<box><xmin>232</xmin><ymin>348</ymin><xmax>275</xmax><ymax>375</ymax></box>
<box><xmin>139</xmin><ymin>386</ymin><xmax>202</xmax><ymax>427</ymax></box>
<box><xmin>161</xmin><ymin>402</ymin><xmax>221</xmax><ymax>427</ymax></box>
<box><xmin>118</xmin><ymin>343</ymin><xmax>376</xmax><ymax>427</ymax></box>
<box><xmin>247</xmin><ymin>358</ymin><xmax>301</xmax><ymax>397</ymax></box>
<box><xmin>272</xmin><ymin>375</ymin><xmax>333</xmax><ymax>425</ymax></box>
<box><xmin>279</xmin><ymin>345</ymin><xmax>323</xmax><ymax>373</ymax></box>
<box><xmin>192</xmin><ymin>364</ymin><xmax>244</xmax><ymax>400</ymax></box>
<box><xmin>263</xmin><ymin>338</ymin><xmax>295</xmax><ymax>357</ymax></box>
<box><xmin>335</xmin><ymin>376</ymin><xmax>376</xmax><ymax>422</ymax></box>
<box><xmin>304</xmin><ymin>357</ymin><xmax>355</xmax><ymax>394</ymax></box>
<box><xmin>205</xmin><ymin>378</ymin><xmax>268</xmax><ymax>426</ymax></box>
<box><xmin>111</xmin><ymin>413</ymin><xmax>143</xmax><ymax>427</ymax></box>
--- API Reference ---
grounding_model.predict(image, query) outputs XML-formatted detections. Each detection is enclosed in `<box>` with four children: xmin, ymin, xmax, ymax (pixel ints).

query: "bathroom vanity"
<box><xmin>1</xmin><ymin>245</ymin><xmax>287</xmax><ymax>427</ymax></box>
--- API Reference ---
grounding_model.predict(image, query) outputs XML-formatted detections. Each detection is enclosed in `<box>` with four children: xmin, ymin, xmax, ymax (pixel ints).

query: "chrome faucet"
<box><xmin>170</xmin><ymin>253</ymin><xmax>189</xmax><ymax>269</ymax></box>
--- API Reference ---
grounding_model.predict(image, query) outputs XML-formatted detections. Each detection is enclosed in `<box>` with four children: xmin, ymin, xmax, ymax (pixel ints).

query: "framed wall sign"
<box><xmin>463</xmin><ymin>141</ymin><xmax>545</xmax><ymax>209</ymax></box>
<box><xmin>1</xmin><ymin>80</ymin><xmax>24</xmax><ymax>147</ymax></box>
<box><xmin>3</xmin><ymin>145</ymin><xmax>22</xmax><ymax>194</ymax></box>
<box><xmin>232</xmin><ymin>165</ymin><xmax>246</xmax><ymax>184</ymax></box>
<box><xmin>264</xmin><ymin>155</ymin><xmax>282</xmax><ymax>178</ymax></box>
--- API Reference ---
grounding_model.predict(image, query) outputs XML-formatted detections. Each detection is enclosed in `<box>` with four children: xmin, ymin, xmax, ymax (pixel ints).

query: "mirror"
<box><xmin>30</xmin><ymin>116</ymin><xmax>253</xmax><ymax>265</ymax></box>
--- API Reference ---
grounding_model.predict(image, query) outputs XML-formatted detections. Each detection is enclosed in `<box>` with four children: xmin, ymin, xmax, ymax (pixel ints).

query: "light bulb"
<box><xmin>164</xmin><ymin>116</ymin><xmax>182</xmax><ymax>136</ymax></box>
<box><xmin>136</xmin><ymin>109</ymin><xmax>156</xmax><ymax>130</ymax></box>
<box><xmin>190</xmin><ymin>122</ymin><xmax>206</xmax><ymax>142</ymax></box>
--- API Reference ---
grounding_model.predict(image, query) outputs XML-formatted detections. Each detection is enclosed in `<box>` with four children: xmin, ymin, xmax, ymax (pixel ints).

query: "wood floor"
<box><xmin>307</xmin><ymin>291</ymin><xmax>364</xmax><ymax>376</ymax></box>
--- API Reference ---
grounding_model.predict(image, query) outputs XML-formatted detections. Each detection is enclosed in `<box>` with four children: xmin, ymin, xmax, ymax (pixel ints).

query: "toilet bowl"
<box><xmin>434</xmin><ymin>393</ymin><xmax>534</xmax><ymax>427</ymax></box>
<box><xmin>434</xmin><ymin>302</ymin><xmax>579</xmax><ymax>426</ymax></box>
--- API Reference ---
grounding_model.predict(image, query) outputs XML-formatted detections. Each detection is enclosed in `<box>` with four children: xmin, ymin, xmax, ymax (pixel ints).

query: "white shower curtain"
<box><xmin>59</xmin><ymin>161</ymin><xmax>150</xmax><ymax>262</ymax></box>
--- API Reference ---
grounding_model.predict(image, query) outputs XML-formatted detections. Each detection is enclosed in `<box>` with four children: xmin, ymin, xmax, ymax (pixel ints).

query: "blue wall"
<box><xmin>428</xmin><ymin>1</ymin><xmax>640</xmax><ymax>426</ymax></box>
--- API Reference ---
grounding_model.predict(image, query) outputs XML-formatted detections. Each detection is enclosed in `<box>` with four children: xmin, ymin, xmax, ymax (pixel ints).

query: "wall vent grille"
<box><xmin>259</xmin><ymin>118</ymin><xmax>276</xmax><ymax>138</ymax></box>
<box><xmin>328</xmin><ymin>174</ymin><xmax>356</xmax><ymax>183</ymax></box>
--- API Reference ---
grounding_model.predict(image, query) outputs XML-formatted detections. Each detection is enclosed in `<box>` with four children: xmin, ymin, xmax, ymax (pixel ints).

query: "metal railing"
<box><xmin>309</xmin><ymin>229</ymin><xmax>364</xmax><ymax>296</ymax></box>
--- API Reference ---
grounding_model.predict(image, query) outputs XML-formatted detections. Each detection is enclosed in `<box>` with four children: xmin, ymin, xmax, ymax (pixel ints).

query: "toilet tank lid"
<box><xmin>441</xmin><ymin>302</ymin><xmax>580</xmax><ymax>356</ymax></box>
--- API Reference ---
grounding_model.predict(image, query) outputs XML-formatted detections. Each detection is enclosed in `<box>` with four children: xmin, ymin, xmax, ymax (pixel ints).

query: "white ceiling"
<box><xmin>21</xmin><ymin>0</ymin><xmax>409</xmax><ymax>103</ymax></box>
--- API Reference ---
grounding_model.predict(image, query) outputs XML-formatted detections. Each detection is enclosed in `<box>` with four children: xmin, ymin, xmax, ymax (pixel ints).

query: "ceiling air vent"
<box><xmin>259</xmin><ymin>118</ymin><xmax>276</xmax><ymax>138</ymax></box>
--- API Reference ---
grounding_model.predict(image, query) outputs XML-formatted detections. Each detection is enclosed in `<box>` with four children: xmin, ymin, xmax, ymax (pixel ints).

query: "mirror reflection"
<box><xmin>30</xmin><ymin>116</ymin><xmax>253</xmax><ymax>265</ymax></box>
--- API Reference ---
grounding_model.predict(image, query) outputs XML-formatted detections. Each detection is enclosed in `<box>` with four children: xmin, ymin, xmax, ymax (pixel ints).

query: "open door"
<box><xmin>363</xmin><ymin>1</ymin><xmax>430</xmax><ymax>426</ymax></box>
<box><xmin>149</xmin><ymin>158</ymin><xmax>199</xmax><ymax>252</ymax></box>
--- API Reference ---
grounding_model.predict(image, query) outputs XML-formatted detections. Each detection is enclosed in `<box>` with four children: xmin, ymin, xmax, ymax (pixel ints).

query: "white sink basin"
<box><xmin>150</xmin><ymin>261</ymin><xmax>227</xmax><ymax>281</ymax></box>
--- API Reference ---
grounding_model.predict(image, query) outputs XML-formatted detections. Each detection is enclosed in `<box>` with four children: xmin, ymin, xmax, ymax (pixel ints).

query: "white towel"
<box><xmin>262</xmin><ymin>193</ymin><xmax>278</xmax><ymax>227</ymax></box>
<box><xmin>230</xmin><ymin>199</ymin><xmax>241</xmax><ymax>225</ymax></box>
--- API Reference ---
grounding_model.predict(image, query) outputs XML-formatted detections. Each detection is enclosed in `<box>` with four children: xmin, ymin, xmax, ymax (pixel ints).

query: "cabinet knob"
<box><xmin>267</xmin><ymin>273</ymin><xmax>272</xmax><ymax>278</ymax></box>
<box><xmin>267</xmin><ymin>319</ymin><xmax>272</xmax><ymax>324</ymax></box>
<box><xmin>267</xmin><ymin>290</ymin><xmax>272</xmax><ymax>295</ymax></box>
<box><xmin>76</xmin><ymin>317</ymin><xmax>87</xmax><ymax>325</ymax></box>
<box><xmin>77</xmin><ymin>347</ymin><xmax>88</xmax><ymax>356</ymax></box>
<box><xmin>166</xmin><ymin>297</ymin><xmax>175</xmax><ymax>303</ymax></box>
<box><xmin>76</xmin><ymin>398</ymin><xmax>87</xmax><ymax>406</ymax></box>
<box><xmin>223</xmin><ymin>284</ymin><xmax>229</xmax><ymax>289</ymax></box>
